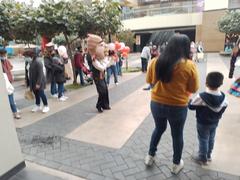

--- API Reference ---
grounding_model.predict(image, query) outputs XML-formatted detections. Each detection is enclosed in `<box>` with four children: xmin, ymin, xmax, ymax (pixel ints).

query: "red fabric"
<box><xmin>1</xmin><ymin>59</ymin><xmax>13</xmax><ymax>82</ymax></box>
<box><xmin>41</xmin><ymin>35</ymin><xmax>50</xmax><ymax>52</ymax></box>
<box><xmin>74</xmin><ymin>52</ymin><xmax>84</xmax><ymax>68</ymax></box>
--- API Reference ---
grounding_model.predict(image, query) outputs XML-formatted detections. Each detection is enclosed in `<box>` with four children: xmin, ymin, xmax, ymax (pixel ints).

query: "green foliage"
<box><xmin>0</xmin><ymin>0</ymin><xmax>123</xmax><ymax>45</ymax></box>
<box><xmin>0</xmin><ymin>1</ymin><xmax>37</xmax><ymax>43</ymax></box>
<box><xmin>116</xmin><ymin>29</ymin><xmax>135</xmax><ymax>49</ymax></box>
<box><xmin>218</xmin><ymin>10</ymin><xmax>240</xmax><ymax>34</ymax></box>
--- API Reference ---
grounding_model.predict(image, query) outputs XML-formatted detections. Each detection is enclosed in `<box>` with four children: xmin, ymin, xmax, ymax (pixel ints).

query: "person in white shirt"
<box><xmin>141</xmin><ymin>44</ymin><xmax>151</xmax><ymax>72</ymax></box>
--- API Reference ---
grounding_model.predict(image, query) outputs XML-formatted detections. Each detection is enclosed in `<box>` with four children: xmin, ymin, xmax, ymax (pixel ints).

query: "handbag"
<box><xmin>3</xmin><ymin>73</ymin><xmax>14</xmax><ymax>95</ymax></box>
<box><xmin>24</xmin><ymin>90</ymin><xmax>34</xmax><ymax>100</ymax></box>
<box><xmin>234</xmin><ymin>57</ymin><xmax>240</xmax><ymax>67</ymax></box>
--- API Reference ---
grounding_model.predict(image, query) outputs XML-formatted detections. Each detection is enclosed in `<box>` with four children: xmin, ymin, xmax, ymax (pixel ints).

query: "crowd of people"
<box><xmin>1</xmin><ymin>37</ymin><xmax>125</xmax><ymax>118</ymax></box>
<box><xmin>1</xmin><ymin>33</ymin><xmax>240</xmax><ymax>175</ymax></box>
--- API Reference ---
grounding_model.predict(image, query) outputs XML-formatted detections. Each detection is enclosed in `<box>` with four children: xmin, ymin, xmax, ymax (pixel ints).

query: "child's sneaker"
<box><xmin>192</xmin><ymin>155</ymin><xmax>208</xmax><ymax>165</ymax></box>
<box><xmin>31</xmin><ymin>105</ymin><xmax>41</xmax><ymax>112</ymax></box>
<box><xmin>171</xmin><ymin>159</ymin><xmax>184</xmax><ymax>174</ymax></box>
<box><xmin>144</xmin><ymin>154</ymin><xmax>155</xmax><ymax>166</ymax></box>
<box><xmin>42</xmin><ymin>106</ymin><xmax>50</xmax><ymax>113</ymax></box>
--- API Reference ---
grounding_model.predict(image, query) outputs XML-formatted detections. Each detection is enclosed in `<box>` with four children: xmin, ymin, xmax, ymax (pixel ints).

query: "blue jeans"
<box><xmin>75</xmin><ymin>68</ymin><xmax>85</xmax><ymax>85</ymax></box>
<box><xmin>197</xmin><ymin>123</ymin><xmax>218</xmax><ymax>161</ymax></box>
<box><xmin>116</xmin><ymin>61</ymin><xmax>122</xmax><ymax>76</ymax></box>
<box><xmin>50</xmin><ymin>82</ymin><xmax>57</xmax><ymax>95</ymax></box>
<box><xmin>57</xmin><ymin>83</ymin><xmax>64</xmax><ymax>98</ymax></box>
<box><xmin>149</xmin><ymin>101</ymin><xmax>188</xmax><ymax>164</ymax></box>
<box><xmin>33</xmin><ymin>89</ymin><xmax>48</xmax><ymax>106</ymax></box>
<box><xmin>107</xmin><ymin>65</ymin><xmax>118</xmax><ymax>84</ymax></box>
<box><xmin>8</xmin><ymin>94</ymin><xmax>17</xmax><ymax>113</ymax></box>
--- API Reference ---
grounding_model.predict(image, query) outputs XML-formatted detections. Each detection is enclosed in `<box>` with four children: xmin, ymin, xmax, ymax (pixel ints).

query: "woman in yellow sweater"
<box><xmin>145</xmin><ymin>34</ymin><xmax>199</xmax><ymax>174</ymax></box>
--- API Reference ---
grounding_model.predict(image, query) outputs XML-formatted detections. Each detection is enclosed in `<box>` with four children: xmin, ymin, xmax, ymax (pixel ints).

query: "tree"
<box><xmin>0</xmin><ymin>1</ymin><xmax>37</xmax><ymax>45</ymax></box>
<box><xmin>35</xmin><ymin>0</ymin><xmax>85</xmax><ymax>83</ymax></box>
<box><xmin>116</xmin><ymin>29</ymin><xmax>135</xmax><ymax>50</ymax></box>
<box><xmin>218</xmin><ymin>9</ymin><xmax>240</xmax><ymax>34</ymax></box>
<box><xmin>93</xmin><ymin>0</ymin><xmax>122</xmax><ymax>41</ymax></box>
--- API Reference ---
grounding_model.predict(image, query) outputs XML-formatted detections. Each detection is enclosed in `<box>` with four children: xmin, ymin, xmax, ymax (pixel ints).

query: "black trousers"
<box><xmin>141</xmin><ymin>57</ymin><xmax>148</xmax><ymax>72</ymax></box>
<box><xmin>94</xmin><ymin>79</ymin><xmax>110</xmax><ymax>109</ymax></box>
<box><xmin>229</xmin><ymin>56</ymin><xmax>236</xmax><ymax>78</ymax></box>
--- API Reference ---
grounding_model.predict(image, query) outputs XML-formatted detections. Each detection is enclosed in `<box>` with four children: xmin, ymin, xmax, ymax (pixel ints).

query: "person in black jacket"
<box><xmin>28</xmin><ymin>50</ymin><xmax>50</xmax><ymax>113</ymax></box>
<box><xmin>52</xmin><ymin>50</ymin><xmax>67</xmax><ymax>101</ymax></box>
<box><xmin>87</xmin><ymin>34</ymin><xmax>110</xmax><ymax>113</ymax></box>
<box><xmin>44</xmin><ymin>43</ymin><xmax>58</xmax><ymax>97</ymax></box>
<box><xmin>189</xmin><ymin>72</ymin><xmax>228</xmax><ymax>165</ymax></box>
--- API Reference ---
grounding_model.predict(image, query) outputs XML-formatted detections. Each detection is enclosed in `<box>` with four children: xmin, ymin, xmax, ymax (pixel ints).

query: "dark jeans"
<box><xmin>107</xmin><ymin>65</ymin><xmax>118</xmax><ymax>84</ymax></box>
<box><xmin>50</xmin><ymin>81</ymin><xmax>57</xmax><ymax>95</ymax></box>
<box><xmin>229</xmin><ymin>56</ymin><xmax>236</xmax><ymax>78</ymax></box>
<box><xmin>75</xmin><ymin>68</ymin><xmax>85</xmax><ymax>85</ymax></box>
<box><xmin>141</xmin><ymin>57</ymin><xmax>148</xmax><ymax>72</ymax></box>
<box><xmin>197</xmin><ymin>123</ymin><xmax>218</xmax><ymax>161</ymax></box>
<box><xmin>33</xmin><ymin>89</ymin><xmax>48</xmax><ymax>106</ymax></box>
<box><xmin>149</xmin><ymin>101</ymin><xmax>188</xmax><ymax>164</ymax></box>
<box><xmin>57</xmin><ymin>83</ymin><xmax>64</xmax><ymax>98</ymax></box>
<box><xmin>94</xmin><ymin>79</ymin><xmax>110</xmax><ymax>109</ymax></box>
<box><xmin>8</xmin><ymin>94</ymin><xmax>17</xmax><ymax>113</ymax></box>
<box><xmin>116</xmin><ymin>61</ymin><xmax>122</xmax><ymax>76</ymax></box>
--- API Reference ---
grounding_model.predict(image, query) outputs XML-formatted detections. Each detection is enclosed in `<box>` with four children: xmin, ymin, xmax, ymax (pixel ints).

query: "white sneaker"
<box><xmin>31</xmin><ymin>105</ymin><xmax>41</xmax><ymax>112</ymax></box>
<box><xmin>171</xmin><ymin>159</ymin><xmax>184</xmax><ymax>174</ymax></box>
<box><xmin>42</xmin><ymin>106</ymin><xmax>49</xmax><ymax>113</ymax></box>
<box><xmin>51</xmin><ymin>94</ymin><xmax>58</xmax><ymax>98</ymax></box>
<box><xmin>115</xmin><ymin>82</ymin><xmax>119</xmax><ymax>85</ymax></box>
<box><xmin>144</xmin><ymin>154</ymin><xmax>155</xmax><ymax>166</ymax></box>
<box><xmin>59</xmin><ymin>96</ymin><xmax>67</xmax><ymax>101</ymax></box>
<box><xmin>62</xmin><ymin>95</ymin><xmax>68</xmax><ymax>100</ymax></box>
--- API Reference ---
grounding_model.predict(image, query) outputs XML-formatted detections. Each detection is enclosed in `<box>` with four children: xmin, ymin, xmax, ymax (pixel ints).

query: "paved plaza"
<box><xmin>9</xmin><ymin>53</ymin><xmax>240</xmax><ymax>180</ymax></box>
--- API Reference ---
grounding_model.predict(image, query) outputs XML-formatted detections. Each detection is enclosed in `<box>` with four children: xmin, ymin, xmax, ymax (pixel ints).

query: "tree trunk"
<box><xmin>63</xmin><ymin>33</ymin><xmax>77</xmax><ymax>84</ymax></box>
<box><xmin>108</xmin><ymin>33</ymin><xmax>111</xmax><ymax>43</ymax></box>
<box><xmin>125</xmin><ymin>57</ymin><xmax>128</xmax><ymax>71</ymax></box>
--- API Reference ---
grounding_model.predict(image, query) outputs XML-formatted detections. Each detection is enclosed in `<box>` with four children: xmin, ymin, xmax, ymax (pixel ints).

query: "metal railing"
<box><xmin>121</xmin><ymin>0</ymin><xmax>204</xmax><ymax>20</ymax></box>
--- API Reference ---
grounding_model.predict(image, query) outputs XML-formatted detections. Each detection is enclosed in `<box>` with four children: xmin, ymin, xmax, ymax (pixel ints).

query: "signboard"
<box><xmin>136</xmin><ymin>35</ymin><xmax>141</xmax><ymax>45</ymax></box>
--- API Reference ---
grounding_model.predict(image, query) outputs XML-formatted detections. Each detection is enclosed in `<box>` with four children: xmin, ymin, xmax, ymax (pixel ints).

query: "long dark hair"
<box><xmin>155</xmin><ymin>34</ymin><xmax>191</xmax><ymax>83</ymax></box>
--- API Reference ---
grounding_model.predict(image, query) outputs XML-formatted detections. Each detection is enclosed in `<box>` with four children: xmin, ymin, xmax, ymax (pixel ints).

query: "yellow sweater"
<box><xmin>146</xmin><ymin>58</ymin><xmax>199</xmax><ymax>106</ymax></box>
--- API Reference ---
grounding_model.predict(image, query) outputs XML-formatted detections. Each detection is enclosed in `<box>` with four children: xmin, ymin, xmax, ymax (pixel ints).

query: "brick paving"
<box><xmin>14</xmin><ymin>54</ymin><xmax>240</xmax><ymax>180</ymax></box>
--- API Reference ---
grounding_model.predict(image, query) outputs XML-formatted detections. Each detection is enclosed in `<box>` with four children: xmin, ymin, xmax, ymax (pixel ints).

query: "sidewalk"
<box><xmin>12</xmin><ymin>53</ymin><xmax>240</xmax><ymax>180</ymax></box>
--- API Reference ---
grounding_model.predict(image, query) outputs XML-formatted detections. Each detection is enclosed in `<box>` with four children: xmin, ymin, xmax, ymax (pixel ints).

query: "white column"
<box><xmin>0</xmin><ymin>69</ymin><xmax>24</xmax><ymax>177</ymax></box>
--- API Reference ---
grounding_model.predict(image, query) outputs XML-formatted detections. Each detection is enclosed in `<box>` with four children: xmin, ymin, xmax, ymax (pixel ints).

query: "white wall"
<box><xmin>204</xmin><ymin>0</ymin><xmax>228</xmax><ymax>11</ymax></box>
<box><xmin>122</xmin><ymin>13</ymin><xmax>202</xmax><ymax>31</ymax></box>
<box><xmin>0</xmin><ymin>70</ymin><xmax>24</xmax><ymax>176</ymax></box>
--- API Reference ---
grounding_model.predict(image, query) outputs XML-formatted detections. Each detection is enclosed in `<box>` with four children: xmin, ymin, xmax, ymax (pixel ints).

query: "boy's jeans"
<box><xmin>197</xmin><ymin>123</ymin><xmax>218</xmax><ymax>161</ymax></box>
<box><xmin>149</xmin><ymin>101</ymin><xmax>187</xmax><ymax>164</ymax></box>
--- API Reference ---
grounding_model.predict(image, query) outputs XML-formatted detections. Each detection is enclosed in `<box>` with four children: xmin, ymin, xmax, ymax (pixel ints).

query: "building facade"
<box><xmin>121</xmin><ymin>0</ymin><xmax>234</xmax><ymax>52</ymax></box>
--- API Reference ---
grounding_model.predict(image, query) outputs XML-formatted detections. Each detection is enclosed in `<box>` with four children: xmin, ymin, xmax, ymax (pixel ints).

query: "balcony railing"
<box><xmin>121</xmin><ymin>0</ymin><xmax>204</xmax><ymax>20</ymax></box>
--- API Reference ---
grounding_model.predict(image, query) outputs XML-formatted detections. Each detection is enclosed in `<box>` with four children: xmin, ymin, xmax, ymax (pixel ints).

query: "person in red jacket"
<box><xmin>0</xmin><ymin>49</ymin><xmax>21</xmax><ymax>119</ymax></box>
<box><xmin>74</xmin><ymin>47</ymin><xmax>85</xmax><ymax>86</ymax></box>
